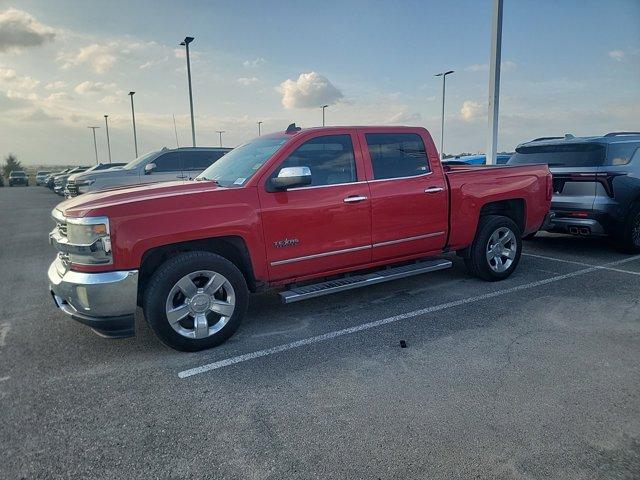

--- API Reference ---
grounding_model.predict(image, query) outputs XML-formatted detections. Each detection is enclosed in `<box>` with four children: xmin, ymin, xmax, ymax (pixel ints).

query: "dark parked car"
<box><xmin>509</xmin><ymin>132</ymin><xmax>640</xmax><ymax>251</ymax></box>
<box><xmin>9</xmin><ymin>171</ymin><xmax>28</xmax><ymax>186</ymax></box>
<box><xmin>45</xmin><ymin>169</ymin><xmax>70</xmax><ymax>189</ymax></box>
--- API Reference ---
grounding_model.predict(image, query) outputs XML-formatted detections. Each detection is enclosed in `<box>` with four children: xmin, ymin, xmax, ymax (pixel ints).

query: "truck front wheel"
<box><xmin>464</xmin><ymin>215</ymin><xmax>522</xmax><ymax>281</ymax></box>
<box><xmin>143</xmin><ymin>251</ymin><xmax>249</xmax><ymax>351</ymax></box>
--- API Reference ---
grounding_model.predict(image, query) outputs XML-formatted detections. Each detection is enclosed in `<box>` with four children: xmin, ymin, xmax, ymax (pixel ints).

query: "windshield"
<box><xmin>123</xmin><ymin>151</ymin><xmax>159</xmax><ymax>170</ymax></box>
<box><xmin>508</xmin><ymin>143</ymin><xmax>605</xmax><ymax>167</ymax></box>
<box><xmin>197</xmin><ymin>135</ymin><xmax>289</xmax><ymax>186</ymax></box>
<box><xmin>11</xmin><ymin>171</ymin><xmax>26</xmax><ymax>177</ymax></box>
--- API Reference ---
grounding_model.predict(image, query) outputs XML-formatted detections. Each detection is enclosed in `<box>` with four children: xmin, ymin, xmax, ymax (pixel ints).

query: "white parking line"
<box><xmin>178</xmin><ymin>255</ymin><xmax>640</xmax><ymax>379</ymax></box>
<box><xmin>523</xmin><ymin>253</ymin><xmax>640</xmax><ymax>275</ymax></box>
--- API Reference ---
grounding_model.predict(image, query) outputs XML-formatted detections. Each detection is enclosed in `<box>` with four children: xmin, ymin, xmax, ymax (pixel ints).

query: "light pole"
<box><xmin>128</xmin><ymin>91</ymin><xmax>138</xmax><ymax>157</ymax></box>
<box><xmin>486</xmin><ymin>0</ymin><xmax>503</xmax><ymax>165</ymax></box>
<box><xmin>216</xmin><ymin>130</ymin><xmax>225</xmax><ymax>147</ymax></box>
<box><xmin>257</xmin><ymin>121</ymin><xmax>263</xmax><ymax>136</ymax></box>
<box><xmin>322</xmin><ymin>104</ymin><xmax>329</xmax><ymax>126</ymax></box>
<box><xmin>180</xmin><ymin>36</ymin><xmax>196</xmax><ymax>147</ymax></box>
<box><xmin>104</xmin><ymin>115</ymin><xmax>111</xmax><ymax>163</ymax></box>
<box><xmin>87</xmin><ymin>126</ymin><xmax>100</xmax><ymax>164</ymax></box>
<box><xmin>435</xmin><ymin>70</ymin><xmax>454</xmax><ymax>160</ymax></box>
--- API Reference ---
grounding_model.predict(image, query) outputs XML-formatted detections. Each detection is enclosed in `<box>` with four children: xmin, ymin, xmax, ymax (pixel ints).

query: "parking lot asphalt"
<box><xmin>1</xmin><ymin>186</ymin><xmax>639</xmax><ymax>480</ymax></box>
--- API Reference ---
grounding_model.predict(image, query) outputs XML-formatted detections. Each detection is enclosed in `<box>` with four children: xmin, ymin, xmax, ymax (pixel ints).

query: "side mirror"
<box><xmin>270</xmin><ymin>166</ymin><xmax>312</xmax><ymax>190</ymax></box>
<box><xmin>144</xmin><ymin>163</ymin><xmax>156</xmax><ymax>174</ymax></box>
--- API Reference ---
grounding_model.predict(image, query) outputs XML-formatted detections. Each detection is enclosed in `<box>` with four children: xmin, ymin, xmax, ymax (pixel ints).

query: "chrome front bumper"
<box><xmin>48</xmin><ymin>257</ymin><xmax>138</xmax><ymax>338</ymax></box>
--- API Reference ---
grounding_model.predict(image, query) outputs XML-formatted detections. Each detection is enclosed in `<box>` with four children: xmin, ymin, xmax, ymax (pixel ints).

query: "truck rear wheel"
<box><xmin>464</xmin><ymin>215</ymin><xmax>522</xmax><ymax>281</ymax></box>
<box><xmin>143</xmin><ymin>251</ymin><xmax>249</xmax><ymax>351</ymax></box>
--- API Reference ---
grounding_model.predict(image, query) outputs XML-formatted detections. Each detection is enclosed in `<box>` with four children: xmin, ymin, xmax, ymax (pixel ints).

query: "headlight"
<box><xmin>75</xmin><ymin>179</ymin><xmax>95</xmax><ymax>187</ymax></box>
<box><xmin>65</xmin><ymin>216</ymin><xmax>112</xmax><ymax>265</ymax></box>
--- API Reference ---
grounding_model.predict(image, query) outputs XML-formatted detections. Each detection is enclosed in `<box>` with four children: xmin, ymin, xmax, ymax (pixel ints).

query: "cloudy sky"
<box><xmin>0</xmin><ymin>0</ymin><xmax>638</xmax><ymax>166</ymax></box>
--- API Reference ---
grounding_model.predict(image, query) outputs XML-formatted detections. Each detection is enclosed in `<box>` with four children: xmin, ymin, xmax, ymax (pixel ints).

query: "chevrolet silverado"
<box><xmin>49</xmin><ymin>125</ymin><xmax>552</xmax><ymax>351</ymax></box>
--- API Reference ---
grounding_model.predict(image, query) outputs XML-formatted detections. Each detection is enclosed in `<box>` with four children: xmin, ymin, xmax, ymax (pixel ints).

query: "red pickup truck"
<box><xmin>49</xmin><ymin>125</ymin><xmax>552</xmax><ymax>351</ymax></box>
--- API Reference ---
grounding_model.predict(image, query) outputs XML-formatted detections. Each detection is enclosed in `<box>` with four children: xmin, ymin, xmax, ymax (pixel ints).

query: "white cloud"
<box><xmin>243</xmin><ymin>57</ymin><xmax>266</xmax><ymax>68</ymax></box>
<box><xmin>278</xmin><ymin>72</ymin><xmax>344</xmax><ymax>109</ymax></box>
<box><xmin>237</xmin><ymin>76</ymin><xmax>259</xmax><ymax>86</ymax></box>
<box><xmin>60</xmin><ymin>43</ymin><xmax>118</xmax><ymax>73</ymax></box>
<box><xmin>44</xmin><ymin>92</ymin><xmax>72</xmax><ymax>103</ymax></box>
<box><xmin>74</xmin><ymin>81</ymin><xmax>116</xmax><ymax>94</ymax></box>
<box><xmin>6</xmin><ymin>90</ymin><xmax>38</xmax><ymax>101</ymax></box>
<box><xmin>387</xmin><ymin>111</ymin><xmax>422</xmax><ymax>124</ymax></box>
<box><xmin>460</xmin><ymin>100</ymin><xmax>484</xmax><ymax>122</ymax></box>
<box><xmin>609</xmin><ymin>50</ymin><xmax>625</xmax><ymax>62</ymax></box>
<box><xmin>0</xmin><ymin>68</ymin><xmax>39</xmax><ymax>89</ymax></box>
<box><xmin>0</xmin><ymin>8</ymin><xmax>56</xmax><ymax>52</ymax></box>
<box><xmin>44</xmin><ymin>81</ymin><xmax>67</xmax><ymax>90</ymax></box>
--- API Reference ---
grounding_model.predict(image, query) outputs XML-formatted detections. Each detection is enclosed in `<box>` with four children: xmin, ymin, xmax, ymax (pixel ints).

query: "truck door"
<box><xmin>358</xmin><ymin>129</ymin><xmax>448</xmax><ymax>262</ymax></box>
<box><xmin>258</xmin><ymin>133</ymin><xmax>372</xmax><ymax>282</ymax></box>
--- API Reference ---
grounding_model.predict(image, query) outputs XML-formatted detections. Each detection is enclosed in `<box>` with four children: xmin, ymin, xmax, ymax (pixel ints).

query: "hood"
<box><xmin>58</xmin><ymin>180</ymin><xmax>226</xmax><ymax>217</ymax></box>
<box><xmin>73</xmin><ymin>168</ymin><xmax>127</xmax><ymax>182</ymax></box>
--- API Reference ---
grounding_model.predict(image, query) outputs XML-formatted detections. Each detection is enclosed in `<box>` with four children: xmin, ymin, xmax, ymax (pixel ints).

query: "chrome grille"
<box><xmin>52</xmin><ymin>210</ymin><xmax>67</xmax><ymax>238</ymax></box>
<box><xmin>66</xmin><ymin>180</ymin><xmax>78</xmax><ymax>196</ymax></box>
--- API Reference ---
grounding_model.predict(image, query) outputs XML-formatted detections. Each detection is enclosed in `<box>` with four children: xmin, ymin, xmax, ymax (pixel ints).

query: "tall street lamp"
<box><xmin>180</xmin><ymin>36</ymin><xmax>196</xmax><ymax>147</ymax></box>
<box><xmin>435</xmin><ymin>70</ymin><xmax>454</xmax><ymax>160</ymax></box>
<box><xmin>128</xmin><ymin>91</ymin><xmax>138</xmax><ymax>157</ymax></box>
<box><xmin>257</xmin><ymin>121</ymin><xmax>263</xmax><ymax>136</ymax></box>
<box><xmin>87</xmin><ymin>126</ymin><xmax>100</xmax><ymax>164</ymax></box>
<box><xmin>322</xmin><ymin>104</ymin><xmax>329</xmax><ymax>126</ymax></box>
<box><xmin>104</xmin><ymin>115</ymin><xmax>112</xmax><ymax>163</ymax></box>
<box><xmin>216</xmin><ymin>130</ymin><xmax>225</xmax><ymax>147</ymax></box>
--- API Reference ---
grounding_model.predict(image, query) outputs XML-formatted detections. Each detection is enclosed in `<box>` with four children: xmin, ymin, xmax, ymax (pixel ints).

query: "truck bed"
<box><xmin>444</xmin><ymin>164</ymin><xmax>551</xmax><ymax>250</ymax></box>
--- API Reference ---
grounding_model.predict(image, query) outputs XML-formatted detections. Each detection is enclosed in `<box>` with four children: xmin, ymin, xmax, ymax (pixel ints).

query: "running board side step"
<box><xmin>279</xmin><ymin>258</ymin><xmax>453</xmax><ymax>304</ymax></box>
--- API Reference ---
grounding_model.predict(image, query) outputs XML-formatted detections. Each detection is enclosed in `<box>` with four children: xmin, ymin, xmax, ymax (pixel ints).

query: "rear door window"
<box><xmin>606</xmin><ymin>143</ymin><xmax>640</xmax><ymax>166</ymax></box>
<box><xmin>184</xmin><ymin>151</ymin><xmax>227</xmax><ymax>171</ymax></box>
<box><xmin>508</xmin><ymin>143</ymin><xmax>605</xmax><ymax>167</ymax></box>
<box><xmin>153</xmin><ymin>152</ymin><xmax>183</xmax><ymax>172</ymax></box>
<box><xmin>365</xmin><ymin>133</ymin><xmax>430</xmax><ymax>180</ymax></box>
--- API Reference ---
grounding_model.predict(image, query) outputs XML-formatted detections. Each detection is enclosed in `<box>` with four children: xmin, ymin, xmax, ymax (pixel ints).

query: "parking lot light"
<box><xmin>128</xmin><ymin>92</ymin><xmax>138</xmax><ymax>158</ymax></box>
<box><xmin>180</xmin><ymin>36</ymin><xmax>196</xmax><ymax>147</ymax></box>
<box><xmin>322</xmin><ymin>105</ymin><xmax>329</xmax><ymax>126</ymax></box>
<box><xmin>216</xmin><ymin>130</ymin><xmax>225</xmax><ymax>147</ymax></box>
<box><xmin>435</xmin><ymin>70</ymin><xmax>454</xmax><ymax>161</ymax></box>
<box><xmin>87</xmin><ymin>126</ymin><xmax>100</xmax><ymax>164</ymax></box>
<box><xmin>104</xmin><ymin>115</ymin><xmax>111</xmax><ymax>163</ymax></box>
<box><xmin>257</xmin><ymin>121</ymin><xmax>263</xmax><ymax>136</ymax></box>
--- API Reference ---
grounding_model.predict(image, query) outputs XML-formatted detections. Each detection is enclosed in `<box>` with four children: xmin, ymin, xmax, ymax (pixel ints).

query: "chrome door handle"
<box><xmin>424</xmin><ymin>187</ymin><xmax>444</xmax><ymax>193</ymax></box>
<box><xmin>343</xmin><ymin>195</ymin><xmax>368</xmax><ymax>203</ymax></box>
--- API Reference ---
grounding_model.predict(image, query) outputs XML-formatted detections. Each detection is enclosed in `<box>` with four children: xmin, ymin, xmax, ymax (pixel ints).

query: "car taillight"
<box><xmin>546</xmin><ymin>174</ymin><xmax>553</xmax><ymax>201</ymax></box>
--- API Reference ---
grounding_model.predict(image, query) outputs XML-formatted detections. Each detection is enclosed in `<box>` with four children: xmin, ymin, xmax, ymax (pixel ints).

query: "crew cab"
<box><xmin>48</xmin><ymin>125</ymin><xmax>552</xmax><ymax>351</ymax></box>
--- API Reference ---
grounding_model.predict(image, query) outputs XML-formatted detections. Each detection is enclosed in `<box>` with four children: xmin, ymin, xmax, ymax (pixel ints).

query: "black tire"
<box><xmin>615</xmin><ymin>203</ymin><xmax>640</xmax><ymax>253</ymax></box>
<box><xmin>143</xmin><ymin>251</ymin><xmax>249</xmax><ymax>352</ymax></box>
<box><xmin>464</xmin><ymin>215</ymin><xmax>522</xmax><ymax>281</ymax></box>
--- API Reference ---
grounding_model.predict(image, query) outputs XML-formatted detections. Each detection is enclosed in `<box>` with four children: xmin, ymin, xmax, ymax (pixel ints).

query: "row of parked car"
<box><xmin>38</xmin><ymin>146</ymin><xmax>232</xmax><ymax>197</ymax></box>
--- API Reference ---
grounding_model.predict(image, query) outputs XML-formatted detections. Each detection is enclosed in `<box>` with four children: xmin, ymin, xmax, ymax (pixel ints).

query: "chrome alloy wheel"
<box><xmin>486</xmin><ymin>227</ymin><xmax>517</xmax><ymax>273</ymax></box>
<box><xmin>165</xmin><ymin>270</ymin><xmax>236</xmax><ymax>339</ymax></box>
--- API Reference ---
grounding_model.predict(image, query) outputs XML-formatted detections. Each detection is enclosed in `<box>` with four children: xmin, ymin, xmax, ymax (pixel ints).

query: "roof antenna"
<box><xmin>286</xmin><ymin>123</ymin><xmax>301</xmax><ymax>133</ymax></box>
<box><xmin>564</xmin><ymin>133</ymin><xmax>575</xmax><ymax>139</ymax></box>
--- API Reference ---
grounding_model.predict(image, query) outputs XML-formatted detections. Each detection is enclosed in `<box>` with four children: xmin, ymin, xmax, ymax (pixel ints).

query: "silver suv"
<box><xmin>67</xmin><ymin>147</ymin><xmax>231</xmax><ymax>196</ymax></box>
